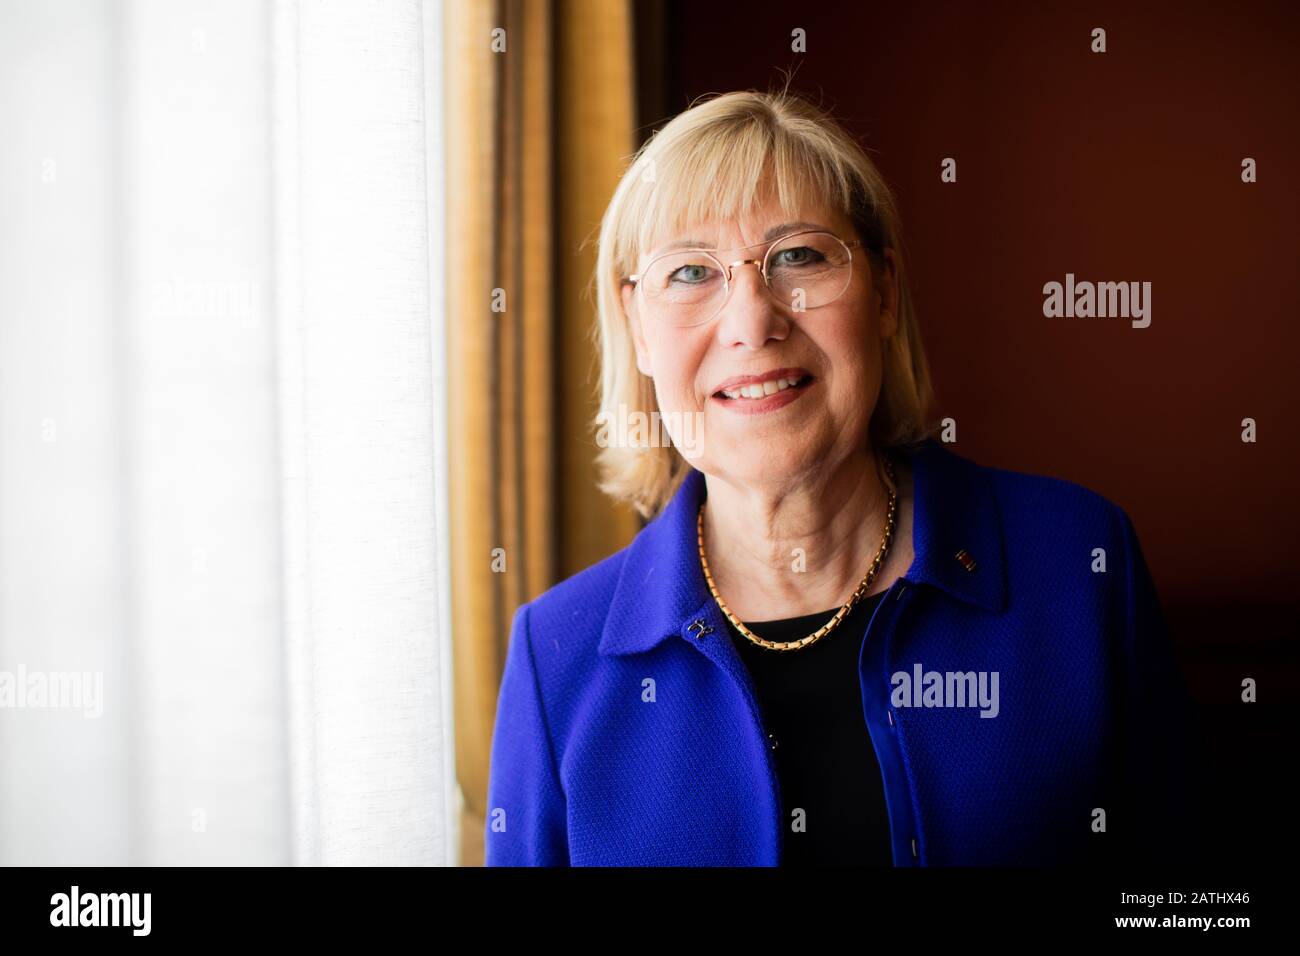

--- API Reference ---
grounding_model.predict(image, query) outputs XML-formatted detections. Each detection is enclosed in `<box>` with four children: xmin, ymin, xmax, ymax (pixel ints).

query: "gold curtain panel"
<box><xmin>443</xmin><ymin>0</ymin><xmax>642</xmax><ymax>867</ymax></box>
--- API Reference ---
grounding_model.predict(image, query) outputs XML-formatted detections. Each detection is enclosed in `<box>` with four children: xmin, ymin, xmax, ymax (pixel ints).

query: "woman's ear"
<box><xmin>622</xmin><ymin>282</ymin><xmax>653</xmax><ymax>376</ymax></box>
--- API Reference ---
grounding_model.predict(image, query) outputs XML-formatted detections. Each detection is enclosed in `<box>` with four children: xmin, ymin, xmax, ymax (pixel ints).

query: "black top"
<box><xmin>725</xmin><ymin>590</ymin><xmax>894</xmax><ymax>866</ymax></box>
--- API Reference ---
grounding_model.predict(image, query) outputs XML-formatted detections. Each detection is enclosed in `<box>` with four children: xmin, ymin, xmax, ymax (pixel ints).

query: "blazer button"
<box><xmin>768</xmin><ymin>733</ymin><xmax>779</xmax><ymax>751</ymax></box>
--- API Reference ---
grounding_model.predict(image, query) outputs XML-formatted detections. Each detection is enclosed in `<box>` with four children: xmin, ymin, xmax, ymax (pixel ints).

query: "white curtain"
<box><xmin>0</xmin><ymin>0</ymin><xmax>456</xmax><ymax>865</ymax></box>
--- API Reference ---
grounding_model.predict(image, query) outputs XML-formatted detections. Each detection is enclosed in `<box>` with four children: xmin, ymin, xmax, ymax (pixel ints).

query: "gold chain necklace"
<box><xmin>697</xmin><ymin>456</ymin><xmax>897</xmax><ymax>652</ymax></box>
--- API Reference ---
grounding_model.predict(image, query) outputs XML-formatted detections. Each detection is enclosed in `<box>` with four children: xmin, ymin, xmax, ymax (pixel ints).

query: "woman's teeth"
<box><xmin>718</xmin><ymin>376</ymin><xmax>803</xmax><ymax>400</ymax></box>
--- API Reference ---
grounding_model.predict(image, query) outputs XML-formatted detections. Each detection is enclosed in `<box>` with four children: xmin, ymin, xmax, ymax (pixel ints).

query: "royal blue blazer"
<box><xmin>484</xmin><ymin>438</ymin><xmax>1204</xmax><ymax>866</ymax></box>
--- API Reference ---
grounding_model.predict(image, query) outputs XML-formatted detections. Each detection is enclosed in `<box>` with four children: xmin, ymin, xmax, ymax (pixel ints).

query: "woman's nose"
<box><xmin>714</xmin><ymin>261</ymin><xmax>790</xmax><ymax>349</ymax></box>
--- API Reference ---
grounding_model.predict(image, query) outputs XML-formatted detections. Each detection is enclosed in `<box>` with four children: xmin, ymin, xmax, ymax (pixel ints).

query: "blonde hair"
<box><xmin>591</xmin><ymin>86</ymin><xmax>939</xmax><ymax>520</ymax></box>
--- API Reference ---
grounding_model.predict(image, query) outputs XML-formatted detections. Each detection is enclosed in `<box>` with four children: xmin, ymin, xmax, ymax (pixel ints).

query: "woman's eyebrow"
<box><xmin>760</xmin><ymin>220</ymin><xmax>824</xmax><ymax>242</ymax></box>
<box><xmin>652</xmin><ymin>221</ymin><xmax>827</xmax><ymax>256</ymax></box>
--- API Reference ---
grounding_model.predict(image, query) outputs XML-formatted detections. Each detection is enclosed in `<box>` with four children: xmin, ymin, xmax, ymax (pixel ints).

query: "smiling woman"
<box><xmin>598</xmin><ymin>92</ymin><xmax>934</xmax><ymax>525</ymax></box>
<box><xmin>484</xmin><ymin>87</ymin><xmax>1203</xmax><ymax>867</ymax></box>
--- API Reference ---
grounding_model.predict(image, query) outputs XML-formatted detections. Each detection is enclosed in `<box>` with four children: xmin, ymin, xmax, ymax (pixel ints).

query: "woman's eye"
<box><xmin>669</xmin><ymin>264</ymin><xmax>712</xmax><ymax>283</ymax></box>
<box><xmin>774</xmin><ymin>246</ymin><xmax>822</xmax><ymax>266</ymax></box>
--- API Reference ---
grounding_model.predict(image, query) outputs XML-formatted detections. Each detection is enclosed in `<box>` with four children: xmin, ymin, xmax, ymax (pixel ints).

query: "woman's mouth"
<box><xmin>711</xmin><ymin>373</ymin><xmax>815</xmax><ymax>415</ymax></box>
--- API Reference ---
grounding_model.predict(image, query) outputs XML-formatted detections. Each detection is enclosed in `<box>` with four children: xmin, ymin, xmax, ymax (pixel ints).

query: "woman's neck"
<box><xmin>700</xmin><ymin>449</ymin><xmax>905</xmax><ymax>622</ymax></box>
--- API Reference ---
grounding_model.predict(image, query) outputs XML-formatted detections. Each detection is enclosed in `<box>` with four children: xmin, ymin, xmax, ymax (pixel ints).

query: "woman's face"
<box><xmin>621</xmin><ymin>196</ymin><xmax>898</xmax><ymax>493</ymax></box>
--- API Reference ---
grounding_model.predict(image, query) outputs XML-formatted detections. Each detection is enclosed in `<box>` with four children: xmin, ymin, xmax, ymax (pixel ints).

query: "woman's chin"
<box><xmin>702</xmin><ymin>448</ymin><xmax>818</xmax><ymax>487</ymax></box>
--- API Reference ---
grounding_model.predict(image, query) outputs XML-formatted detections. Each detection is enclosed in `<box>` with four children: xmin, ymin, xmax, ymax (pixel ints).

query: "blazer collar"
<box><xmin>598</xmin><ymin>438</ymin><xmax>1007</xmax><ymax>657</ymax></box>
